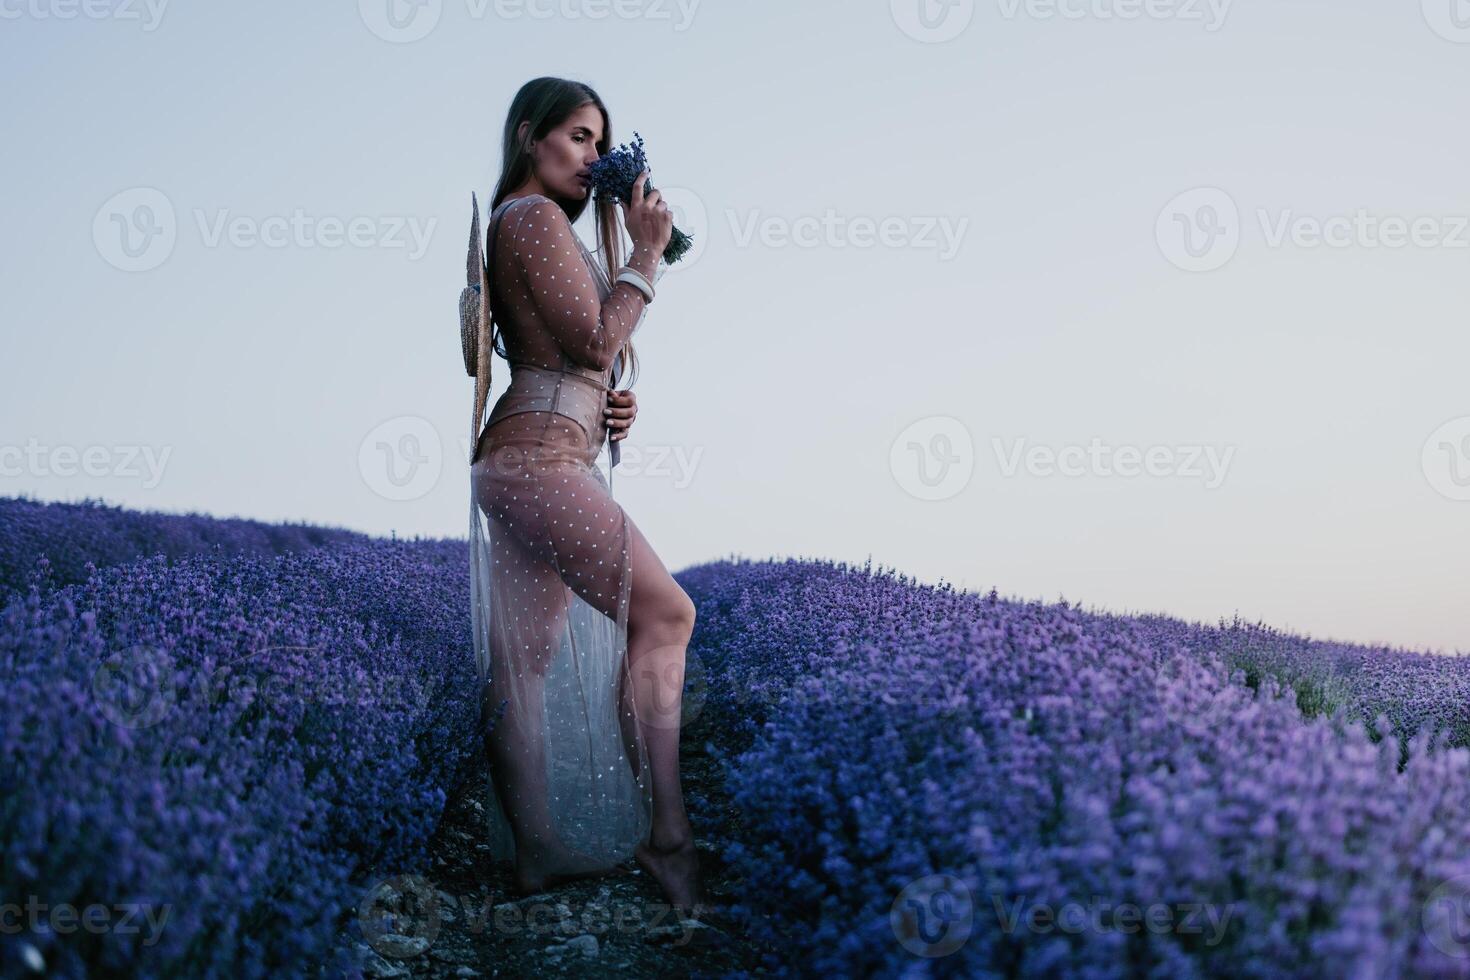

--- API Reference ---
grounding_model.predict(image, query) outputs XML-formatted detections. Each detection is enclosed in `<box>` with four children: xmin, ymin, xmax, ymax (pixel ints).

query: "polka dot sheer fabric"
<box><xmin>467</xmin><ymin>193</ymin><xmax>660</xmax><ymax>872</ymax></box>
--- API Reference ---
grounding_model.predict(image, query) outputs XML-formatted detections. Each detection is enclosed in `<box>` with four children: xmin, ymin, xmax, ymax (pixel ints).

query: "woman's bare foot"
<box><xmin>512</xmin><ymin>840</ymin><xmax>621</xmax><ymax>896</ymax></box>
<box><xmin>634</xmin><ymin>824</ymin><xmax>706</xmax><ymax>917</ymax></box>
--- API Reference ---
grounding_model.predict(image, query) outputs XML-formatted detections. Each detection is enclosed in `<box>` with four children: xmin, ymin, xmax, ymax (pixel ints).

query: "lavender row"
<box><xmin>679</xmin><ymin>558</ymin><xmax>1470</xmax><ymax>978</ymax></box>
<box><xmin>0</xmin><ymin>538</ymin><xmax>478</xmax><ymax>978</ymax></box>
<box><xmin>0</xmin><ymin>495</ymin><xmax>374</xmax><ymax>597</ymax></box>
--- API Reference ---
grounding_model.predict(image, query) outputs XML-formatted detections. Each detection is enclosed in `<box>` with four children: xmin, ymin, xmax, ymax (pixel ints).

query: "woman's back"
<box><xmin>487</xmin><ymin>193</ymin><xmax>647</xmax><ymax>376</ymax></box>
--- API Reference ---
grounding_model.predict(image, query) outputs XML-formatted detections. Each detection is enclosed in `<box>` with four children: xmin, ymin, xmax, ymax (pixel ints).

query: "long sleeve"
<box><xmin>507</xmin><ymin>196</ymin><xmax>656</xmax><ymax>372</ymax></box>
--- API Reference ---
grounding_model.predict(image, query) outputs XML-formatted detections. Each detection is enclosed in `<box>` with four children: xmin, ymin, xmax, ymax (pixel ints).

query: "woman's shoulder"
<box><xmin>499</xmin><ymin>193</ymin><xmax>570</xmax><ymax>234</ymax></box>
<box><xmin>502</xmin><ymin>192</ymin><xmax>558</xmax><ymax>213</ymax></box>
<box><xmin>502</xmin><ymin>194</ymin><xmax>579</xmax><ymax>257</ymax></box>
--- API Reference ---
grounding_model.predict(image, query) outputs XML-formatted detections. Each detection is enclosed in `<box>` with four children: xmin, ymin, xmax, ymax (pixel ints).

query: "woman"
<box><xmin>462</xmin><ymin>76</ymin><xmax>703</xmax><ymax>916</ymax></box>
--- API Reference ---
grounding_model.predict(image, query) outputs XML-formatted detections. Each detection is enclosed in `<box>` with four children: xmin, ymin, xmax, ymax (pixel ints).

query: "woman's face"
<box><xmin>523</xmin><ymin>103</ymin><xmax>604</xmax><ymax>202</ymax></box>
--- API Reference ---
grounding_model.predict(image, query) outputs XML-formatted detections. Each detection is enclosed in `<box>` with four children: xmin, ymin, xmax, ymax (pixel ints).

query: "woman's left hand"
<box><xmin>604</xmin><ymin>389</ymin><xmax>637</xmax><ymax>441</ymax></box>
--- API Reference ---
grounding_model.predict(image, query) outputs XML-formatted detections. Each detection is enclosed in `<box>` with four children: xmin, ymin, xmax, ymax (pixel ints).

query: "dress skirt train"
<box><xmin>469</xmin><ymin>397</ymin><xmax>652</xmax><ymax>871</ymax></box>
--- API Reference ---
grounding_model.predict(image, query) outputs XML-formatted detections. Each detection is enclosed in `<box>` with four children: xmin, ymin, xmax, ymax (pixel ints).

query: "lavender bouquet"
<box><xmin>587</xmin><ymin>131</ymin><xmax>694</xmax><ymax>264</ymax></box>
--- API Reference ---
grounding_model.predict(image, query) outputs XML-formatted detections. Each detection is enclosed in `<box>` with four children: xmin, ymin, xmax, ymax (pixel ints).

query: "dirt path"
<box><xmin>335</xmin><ymin>737</ymin><xmax>775</xmax><ymax>978</ymax></box>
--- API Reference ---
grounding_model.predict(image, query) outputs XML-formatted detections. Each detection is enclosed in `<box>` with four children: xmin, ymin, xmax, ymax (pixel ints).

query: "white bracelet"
<box><xmin>616</xmin><ymin>266</ymin><xmax>655</xmax><ymax>303</ymax></box>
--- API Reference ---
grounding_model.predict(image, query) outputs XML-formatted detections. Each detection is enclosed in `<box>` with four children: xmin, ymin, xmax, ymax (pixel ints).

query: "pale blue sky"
<box><xmin>3</xmin><ymin>0</ymin><xmax>1469</xmax><ymax>653</ymax></box>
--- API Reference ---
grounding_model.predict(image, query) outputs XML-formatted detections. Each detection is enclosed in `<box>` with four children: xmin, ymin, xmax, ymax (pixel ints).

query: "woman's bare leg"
<box><xmin>513</xmin><ymin>485</ymin><xmax>705</xmax><ymax>913</ymax></box>
<box><xmin>478</xmin><ymin>528</ymin><xmax>618</xmax><ymax>894</ymax></box>
<box><xmin>615</xmin><ymin>653</ymin><xmax>642</xmax><ymax>782</ymax></box>
<box><xmin>476</xmin><ymin>419</ymin><xmax>703</xmax><ymax>911</ymax></box>
<box><xmin>474</xmin><ymin>423</ymin><xmax>630</xmax><ymax>895</ymax></box>
<box><xmin>620</xmin><ymin>515</ymin><xmax>705</xmax><ymax>916</ymax></box>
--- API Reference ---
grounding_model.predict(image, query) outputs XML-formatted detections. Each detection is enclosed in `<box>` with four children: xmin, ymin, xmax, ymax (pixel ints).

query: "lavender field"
<box><xmin>4</xmin><ymin>495</ymin><xmax>1470</xmax><ymax>978</ymax></box>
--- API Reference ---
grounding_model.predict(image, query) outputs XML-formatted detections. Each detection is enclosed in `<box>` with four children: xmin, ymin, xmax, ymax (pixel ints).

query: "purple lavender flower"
<box><xmin>586</xmin><ymin>131</ymin><xmax>694</xmax><ymax>264</ymax></box>
<box><xmin>0</xmin><ymin>518</ymin><xmax>474</xmax><ymax>977</ymax></box>
<box><xmin>11</xmin><ymin>496</ymin><xmax>1470</xmax><ymax>977</ymax></box>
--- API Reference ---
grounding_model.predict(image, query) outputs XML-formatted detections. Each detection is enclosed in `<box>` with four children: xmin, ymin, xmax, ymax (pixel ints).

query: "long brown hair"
<box><xmin>489</xmin><ymin>76</ymin><xmax>639</xmax><ymax>388</ymax></box>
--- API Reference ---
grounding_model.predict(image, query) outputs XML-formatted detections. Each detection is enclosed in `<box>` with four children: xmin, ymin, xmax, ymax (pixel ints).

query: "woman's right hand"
<box><xmin>620</xmin><ymin>168</ymin><xmax>673</xmax><ymax>264</ymax></box>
